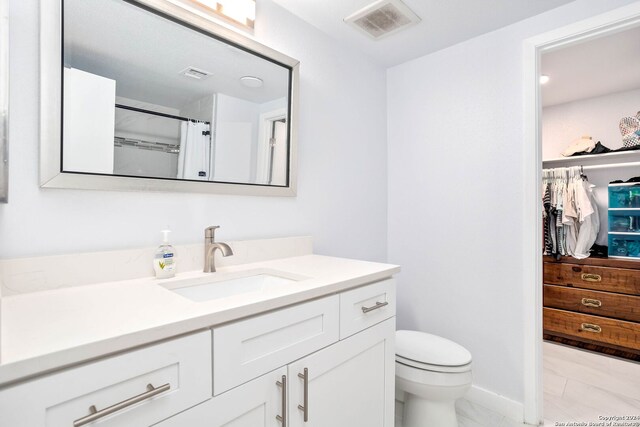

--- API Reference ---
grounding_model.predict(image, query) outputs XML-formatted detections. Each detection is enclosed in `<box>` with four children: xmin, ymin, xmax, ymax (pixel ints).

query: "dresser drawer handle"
<box><xmin>581</xmin><ymin>273</ymin><xmax>602</xmax><ymax>282</ymax></box>
<box><xmin>581</xmin><ymin>298</ymin><xmax>602</xmax><ymax>308</ymax></box>
<box><xmin>580</xmin><ymin>323</ymin><xmax>602</xmax><ymax>333</ymax></box>
<box><xmin>73</xmin><ymin>383</ymin><xmax>170</xmax><ymax>427</ymax></box>
<box><xmin>361</xmin><ymin>301</ymin><xmax>388</xmax><ymax>313</ymax></box>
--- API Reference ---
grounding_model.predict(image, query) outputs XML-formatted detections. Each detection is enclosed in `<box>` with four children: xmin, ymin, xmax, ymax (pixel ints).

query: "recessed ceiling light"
<box><xmin>540</xmin><ymin>75</ymin><xmax>550</xmax><ymax>84</ymax></box>
<box><xmin>240</xmin><ymin>76</ymin><xmax>263</xmax><ymax>88</ymax></box>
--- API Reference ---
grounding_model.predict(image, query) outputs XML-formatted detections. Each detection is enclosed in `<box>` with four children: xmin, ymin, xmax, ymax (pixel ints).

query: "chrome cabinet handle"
<box><xmin>581</xmin><ymin>298</ymin><xmax>602</xmax><ymax>308</ymax></box>
<box><xmin>580</xmin><ymin>323</ymin><xmax>602</xmax><ymax>333</ymax></box>
<box><xmin>73</xmin><ymin>383</ymin><xmax>170</xmax><ymax>427</ymax></box>
<box><xmin>361</xmin><ymin>301</ymin><xmax>388</xmax><ymax>313</ymax></box>
<box><xmin>298</xmin><ymin>368</ymin><xmax>309</xmax><ymax>422</ymax></box>
<box><xmin>276</xmin><ymin>375</ymin><xmax>287</xmax><ymax>426</ymax></box>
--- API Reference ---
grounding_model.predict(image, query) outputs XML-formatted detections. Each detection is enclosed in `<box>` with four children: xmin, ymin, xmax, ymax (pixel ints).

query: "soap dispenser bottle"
<box><xmin>153</xmin><ymin>228</ymin><xmax>176</xmax><ymax>279</ymax></box>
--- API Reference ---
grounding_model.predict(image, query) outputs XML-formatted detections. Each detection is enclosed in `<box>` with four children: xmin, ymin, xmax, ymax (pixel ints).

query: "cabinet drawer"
<box><xmin>543</xmin><ymin>308</ymin><xmax>640</xmax><ymax>350</ymax></box>
<box><xmin>544</xmin><ymin>262</ymin><xmax>640</xmax><ymax>295</ymax></box>
<box><xmin>0</xmin><ymin>331</ymin><xmax>211</xmax><ymax>427</ymax></box>
<box><xmin>213</xmin><ymin>295</ymin><xmax>339</xmax><ymax>395</ymax></box>
<box><xmin>339</xmin><ymin>279</ymin><xmax>396</xmax><ymax>339</ymax></box>
<box><xmin>544</xmin><ymin>284</ymin><xmax>640</xmax><ymax>322</ymax></box>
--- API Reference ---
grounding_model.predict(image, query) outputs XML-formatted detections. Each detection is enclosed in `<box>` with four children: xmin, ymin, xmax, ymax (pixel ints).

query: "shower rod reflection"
<box><xmin>115</xmin><ymin>104</ymin><xmax>211</xmax><ymax>125</ymax></box>
<box><xmin>114</xmin><ymin>136</ymin><xmax>180</xmax><ymax>154</ymax></box>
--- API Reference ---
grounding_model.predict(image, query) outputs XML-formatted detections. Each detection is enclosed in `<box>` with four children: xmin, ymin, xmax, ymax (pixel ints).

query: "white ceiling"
<box><xmin>271</xmin><ymin>0</ymin><xmax>576</xmax><ymax>67</ymax></box>
<box><xmin>541</xmin><ymin>26</ymin><xmax>640</xmax><ymax>107</ymax></box>
<box><xmin>64</xmin><ymin>0</ymin><xmax>289</xmax><ymax>110</ymax></box>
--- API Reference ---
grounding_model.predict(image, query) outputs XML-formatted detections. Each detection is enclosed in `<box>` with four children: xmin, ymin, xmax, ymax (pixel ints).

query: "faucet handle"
<box><xmin>205</xmin><ymin>225</ymin><xmax>220</xmax><ymax>239</ymax></box>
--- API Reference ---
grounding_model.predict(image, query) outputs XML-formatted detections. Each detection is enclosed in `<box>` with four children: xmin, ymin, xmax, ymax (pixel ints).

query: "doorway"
<box><xmin>523</xmin><ymin>3</ymin><xmax>640</xmax><ymax>425</ymax></box>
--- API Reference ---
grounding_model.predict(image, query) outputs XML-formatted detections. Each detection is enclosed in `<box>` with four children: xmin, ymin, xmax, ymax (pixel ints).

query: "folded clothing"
<box><xmin>610</xmin><ymin>177</ymin><xmax>640</xmax><ymax>184</ymax></box>
<box><xmin>572</xmin><ymin>141</ymin><xmax>609</xmax><ymax>155</ymax></box>
<box><xmin>572</xmin><ymin>142</ymin><xmax>640</xmax><ymax>157</ymax></box>
<box><xmin>562</xmin><ymin>136</ymin><xmax>595</xmax><ymax>157</ymax></box>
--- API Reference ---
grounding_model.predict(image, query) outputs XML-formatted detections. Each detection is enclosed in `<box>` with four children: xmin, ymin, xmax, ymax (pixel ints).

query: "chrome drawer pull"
<box><xmin>73</xmin><ymin>383</ymin><xmax>170</xmax><ymax>427</ymax></box>
<box><xmin>581</xmin><ymin>273</ymin><xmax>602</xmax><ymax>282</ymax></box>
<box><xmin>298</xmin><ymin>368</ymin><xmax>309</xmax><ymax>422</ymax></box>
<box><xmin>361</xmin><ymin>301</ymin><xmax>388</xmax><ymax>313</ymax></box>
<box><xmin>276</xmin><ymin>375</ymin><xmax>287</xmax><ymax>426</ymax></box>
<box><xmin>580</xmin><ymin>323</ymin><xmax>602</xmax><ymax>333</ymax></box>
<box><xmin>581</xmin><ymin>298</ymin><xmax>602</xmax><ymax>308</ymax></box>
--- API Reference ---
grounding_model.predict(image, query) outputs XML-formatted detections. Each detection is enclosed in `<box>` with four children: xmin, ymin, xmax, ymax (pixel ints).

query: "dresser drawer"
<box><xmin>0</xmin><ymin>331</ymin><xmax>212</xmax><ymax>427</ymax></box>
<box><xmin>213</xmin><ymin>295</ymin><xmax>339</xmax><ymax>395</ymax></box>
<box><xmin>543</xmin><ymin>308</ymin><xmax>640</xmax><ymax>350</ymax></box>
<box><xmin>544</xmin><ymin>284</ymin><xmax>640</xmax><ymax>322</ymax></box>
<box><xmin>544</xmin><ymin>262</ymin><xmax>640</xmax><ymax>295</ymax></box>
<box><xmin>339</xmin><ymin>279</ymin><xmax>396</xmax><ymax>339</ymax></box>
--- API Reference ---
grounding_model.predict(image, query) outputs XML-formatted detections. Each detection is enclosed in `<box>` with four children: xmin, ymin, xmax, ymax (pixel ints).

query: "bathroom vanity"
<box><xmin>0</xmin><ymin>243</ymin><xmax>398</xmax><ymax>426</ymax></box>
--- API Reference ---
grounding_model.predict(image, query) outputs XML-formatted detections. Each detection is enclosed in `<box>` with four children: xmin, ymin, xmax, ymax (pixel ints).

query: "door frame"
<box><xmin>522</xmin><ymin>3</ymin><xmax>640</xmax><ymax>424</ymax></box>
<box><xmin>257</xmin><ymin>108</ymin><xmax>288</xmax><ymax>185</ymax></box>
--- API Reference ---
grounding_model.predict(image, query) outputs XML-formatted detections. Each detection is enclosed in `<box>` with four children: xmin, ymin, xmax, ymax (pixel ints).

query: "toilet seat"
<box><xmin>396</xmin><ymin>330</ymin><xmax>472</xmax><ymax>370</ymax></box>
<box><xmin>396</xmin><ymin>354</ymin><xmax>472</xmax><ymax>373</ymax></box>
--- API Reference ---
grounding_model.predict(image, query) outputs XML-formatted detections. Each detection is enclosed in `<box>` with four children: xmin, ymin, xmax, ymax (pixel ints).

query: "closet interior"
<box><xmin>539</xmin><ymin>25</ymin><xmax>640</xmax><ymax>422</ymax></box>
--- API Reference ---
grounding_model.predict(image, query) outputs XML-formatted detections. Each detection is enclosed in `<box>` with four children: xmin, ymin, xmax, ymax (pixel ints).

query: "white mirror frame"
<box><xmin>40</xmin><ymin>0</ymin><xmax>299</xmax><ymax>196</ymax></box>
<box><xmin>0</xmin><ymin>0</ymin><xmax>8</xmax><ymax>203</ymax></box>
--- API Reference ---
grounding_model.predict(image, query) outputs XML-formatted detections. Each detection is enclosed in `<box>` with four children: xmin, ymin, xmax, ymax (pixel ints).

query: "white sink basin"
<box><xmin>164</xmin><ymin>271</ymin><xmax>301</xmax><ymax>302</ymax></box>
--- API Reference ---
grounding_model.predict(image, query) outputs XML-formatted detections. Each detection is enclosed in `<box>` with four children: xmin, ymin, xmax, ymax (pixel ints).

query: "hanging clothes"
<box><xmin>573</xmin><ymin>178</ymin><xmax>600</xmax><ymax>259</ymax></box>
<box><xmin>177</xmin><ymin>121</ymin><xmax>211</xmax><ymax>181</ymax></box>
<box><xmin>542</xmin><ymin>166</ymin><xmax>599</xmax><ymax>259</ymax></box>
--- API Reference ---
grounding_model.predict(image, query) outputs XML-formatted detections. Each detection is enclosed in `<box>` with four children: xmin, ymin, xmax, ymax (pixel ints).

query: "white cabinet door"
<box><xmin>154</xmin><ymin>367</ymin><xmax>287</xmax><ymax>427</ymax></box>
<box><xmin>288</xmin><ymin>318</ymin><xmax>395</xmax><ymax>427</ymax></box>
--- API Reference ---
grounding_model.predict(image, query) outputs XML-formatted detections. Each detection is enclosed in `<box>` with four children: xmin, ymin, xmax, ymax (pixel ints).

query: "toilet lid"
<box><xmin>396</xmin><ymin>330</ymin><xmax>472</xmax><ymax>367</ymax></box>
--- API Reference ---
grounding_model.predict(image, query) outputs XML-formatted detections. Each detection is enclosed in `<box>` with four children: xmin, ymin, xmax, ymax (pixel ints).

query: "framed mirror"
<box><xmin>40</xmin><ymin>0</ymin><xmax>299</xmax><ymax>196</ymax></box>
<box><xmin>0</xmin><ymin>0</ymin><xmax>8</xmax><ymax>203</ymax></box>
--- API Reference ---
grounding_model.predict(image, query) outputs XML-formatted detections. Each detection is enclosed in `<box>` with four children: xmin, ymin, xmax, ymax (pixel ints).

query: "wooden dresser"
<box><xmin>543</xmin><ymin>256</ymin><xmax>640</xmax><ymax>360</ymax></box>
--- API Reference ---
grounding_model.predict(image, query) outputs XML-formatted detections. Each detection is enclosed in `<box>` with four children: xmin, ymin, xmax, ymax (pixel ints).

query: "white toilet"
<box><xmin>395</xmin><ymin>330</ymin><xmax>472</xmax><ymax>427</ymax></box>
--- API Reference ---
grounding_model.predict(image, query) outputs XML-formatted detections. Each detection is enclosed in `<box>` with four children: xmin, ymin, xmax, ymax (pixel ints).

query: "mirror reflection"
<box><xmin>62</xmin><ymin>0</ymin><xmax>291</xmax><ymax>186</ymax></box>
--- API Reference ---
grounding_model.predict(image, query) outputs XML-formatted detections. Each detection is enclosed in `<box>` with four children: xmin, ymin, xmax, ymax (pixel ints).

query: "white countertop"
<box><xmin>0</xmin><ymin>254</ymin><xmax>399</xmax><ymax>387</ymax></box>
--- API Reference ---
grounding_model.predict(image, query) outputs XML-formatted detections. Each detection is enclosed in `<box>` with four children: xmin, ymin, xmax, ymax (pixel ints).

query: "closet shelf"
<box><xmin>608</xmin><ymin>231</ymin><xmax>640</xmax><ymax>236</ymax></box>
<box><xmin>609</xmin><ymin>208</ymin><xmax>640</xmax><ymax>211</ymax></box>
<box><xmin>542</xmin><ymin>149</ymin><xmax>640</xmax><ymax>169</ymax></box>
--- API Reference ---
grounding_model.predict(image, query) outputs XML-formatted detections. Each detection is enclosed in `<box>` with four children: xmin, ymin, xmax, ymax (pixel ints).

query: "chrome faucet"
<box><xmin>203</xmin><ymin>226</ymin><xmax>233</xmax><ymax>273</ymax></box>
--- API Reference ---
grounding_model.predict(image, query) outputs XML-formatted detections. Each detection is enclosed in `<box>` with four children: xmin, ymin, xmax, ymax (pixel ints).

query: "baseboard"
<box><xmin>464</xmin><ymin>385</ymin><xmax>525</xmax><ymax>423</ymax></box>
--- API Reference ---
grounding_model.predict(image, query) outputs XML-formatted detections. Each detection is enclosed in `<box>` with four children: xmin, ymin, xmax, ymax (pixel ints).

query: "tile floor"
<box><xmin>396</xmin><ymin>342</ymin><xmax>640</xmax><ymax>426</ymax></box>
<box><xmin>543</xmin><ymin>341</ymin><xmax>640</xmax><ymax>425</ymax></box>
<box><xmin>395</xmin><ymin>398</ymin><xmax>527</xmax><ymax>426</ymax></box>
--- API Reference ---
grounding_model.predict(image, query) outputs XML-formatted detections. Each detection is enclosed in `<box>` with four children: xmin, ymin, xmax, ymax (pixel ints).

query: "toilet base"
<box><xmin>403</xmin><ymin>393</ymin><xmax>458</xmax><ymax>427</ymax></box>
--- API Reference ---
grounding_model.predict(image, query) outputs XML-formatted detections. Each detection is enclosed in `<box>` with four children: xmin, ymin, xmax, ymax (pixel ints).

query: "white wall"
<box><xmin>542</xmin><ymin>88</ymin><xmax>640</xmax><ymax>245</ymax></box>
<box><xmin>387</xmin><ymin>0</ymin><xmax>638</xmax><ymax>406</ymax></box>
<box><xmin>0</xmin><ymin>0</ymin><xmax>388</xmax><ymax>264</ymax></box>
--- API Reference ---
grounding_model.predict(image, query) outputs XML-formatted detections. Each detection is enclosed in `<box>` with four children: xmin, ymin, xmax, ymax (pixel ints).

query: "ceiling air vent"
<box><xmin>345</xmin><ymin>0</ymin><xmax>420</xmax><ymax>40</ymax></box>
<box><xmin>179</xmin><ymin>66</ymin><xmax>213</xmax><ymax>80</ymax></box>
